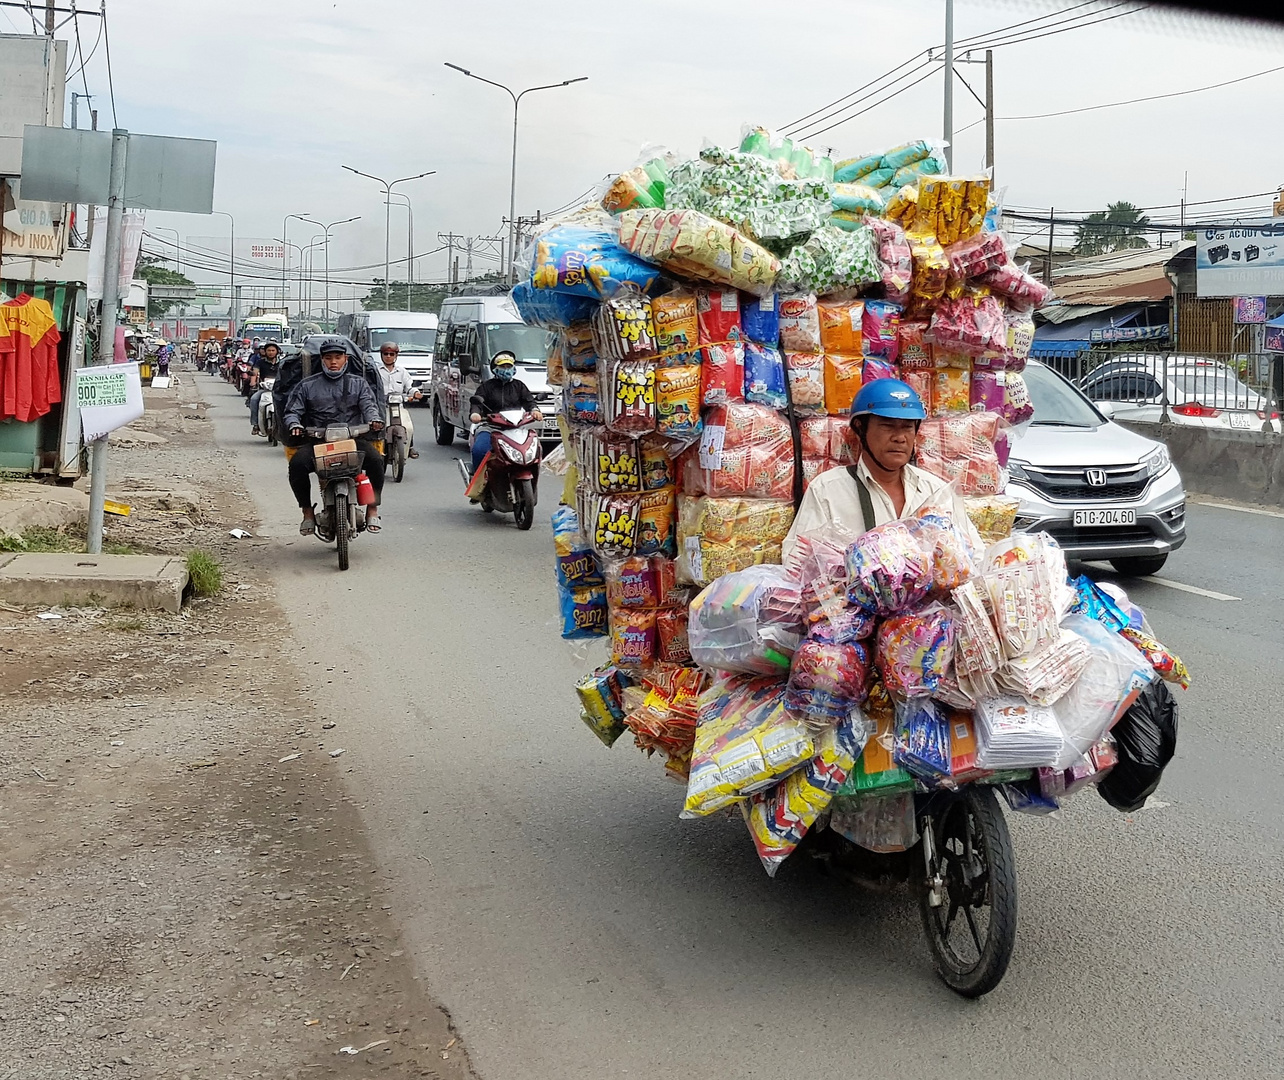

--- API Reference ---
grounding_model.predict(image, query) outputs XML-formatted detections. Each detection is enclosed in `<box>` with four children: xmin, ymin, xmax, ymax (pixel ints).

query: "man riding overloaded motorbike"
<box><xmin>460</xmin><ymin>351</ymin><xmax>544</xmax><ymax>529</ymax></box>
<box><xmin>283</xmin><ymin>338</ymin><xmax>387</xmax><ymax>537</ymax></box>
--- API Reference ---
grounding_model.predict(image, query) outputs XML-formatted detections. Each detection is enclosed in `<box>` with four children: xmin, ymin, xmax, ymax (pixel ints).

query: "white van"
<box><xmin>339</xmin><ymin>310</ymin><xmax>440</xmax><ymax>397</ymax></box>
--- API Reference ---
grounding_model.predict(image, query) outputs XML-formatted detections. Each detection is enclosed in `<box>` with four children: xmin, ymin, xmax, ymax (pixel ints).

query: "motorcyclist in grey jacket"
<box><xmin>284</xmin><ymin>341</ymin><xmax>387</xmax><ymax>534</ymax></box>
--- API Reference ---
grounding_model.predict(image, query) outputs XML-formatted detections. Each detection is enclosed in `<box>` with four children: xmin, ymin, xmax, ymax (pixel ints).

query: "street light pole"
<box><xmin>340</xmin><ymin>166</ymin><xmax>434</xmax><ymax>308</ymax></box>
<box><xmin>273</xmin><ymin>238</ymin><xmax>304</xmax><ymax>322</ymax></box>
<box><xmin>388</xmin><ymin>192</ymin><xmax>413</xmax><ymax>309</ymax></box>
<box><xmin>152</xmin><ymin>226</ymin><xmax>181</xmax><ymax>274</ymax></box>
<box><xmin>302</xmin><ymin>237</ymin><xmax>326</xmax><ymax>321</ymax></box>
<box><xmin>211</xmin><ymin>210</ymin><xmax>235</xmax><ymax>334</ymax></box>
<box><xmin>444</xmin><ymin>63</ymin><xmax>587</xmax><ymax>282</ymax></box>
<box><xmin>299</xmin><ymin>215</ymin><xmax>360</xmax><ymax>330</ymax></box>
<box><xmin>281</xmin><ymin>213</ymin><xmax>310</xmax><ymax>318</ymax></box>
<box><xmin>943</xmin><ymin>0</ymin><xmax>955</xmax><ymax>172</ymax></box>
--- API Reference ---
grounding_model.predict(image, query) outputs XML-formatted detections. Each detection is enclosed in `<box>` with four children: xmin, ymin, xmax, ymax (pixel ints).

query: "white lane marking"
<box><xmin>1085</xmin><ymin>563</ymin><xmax>1241</xmax><ymax>601</ymax></box>
<box><xmin>1190</xmin><ymin>499</ymin><xmax>1284</xmax><ymax>519</ymax></box>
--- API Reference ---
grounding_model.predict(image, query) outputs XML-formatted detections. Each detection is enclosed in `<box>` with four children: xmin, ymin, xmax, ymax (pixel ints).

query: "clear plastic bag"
<box><xmin>786</xmin><ymin>640</ymin><xmax>870</xmax><ymax>729</ymax></box>
<box><xmin>829</xmin><ymin>789</ymin><xmax>918</xmax><ymax>853</ymax></box>
<box><xmin>617</xmin><ymin>207</ymin><xmax>781</xmax><ymax>296</ymax></box>
<box><xmin>689</xmin><ymin>564</ymin><xmax>804</xmax><ymax>676</ymax></box>
<box><xmin>974</xmin><ymin>695</ymin><xmax>1066</xmax><ymax>770</ymax></box>
<box><xmin>844</xmin><ymin>519</ymin><xmax>935</xmax><ymax>615</ymax></box>
<box><xmin>874</xmin><ymin>603</ymin><xmax>955</xmax><ymax>700</ymax></box>
<box><xmin>675</xmin><ymin>495</ymin><xmax>795</xmax><ymax>587</ymax></box>
<box><xmin>996</xmin><ymin>626</ymin><xmax>1091</xmax><ymax>707</ymax></box>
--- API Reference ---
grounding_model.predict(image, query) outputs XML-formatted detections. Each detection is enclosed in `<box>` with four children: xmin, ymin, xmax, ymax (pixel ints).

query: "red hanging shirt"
<box><xmin>0</xmin><ymin>293</ymin><xmax>63</xmax><ymax>423</ymax></box>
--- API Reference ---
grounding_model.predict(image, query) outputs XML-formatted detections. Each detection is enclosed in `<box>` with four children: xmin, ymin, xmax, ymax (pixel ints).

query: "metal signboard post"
<box><xmin>19</xmin><ymin>125</ymin><xmax>217</xmax><ymax>553</ymax></box>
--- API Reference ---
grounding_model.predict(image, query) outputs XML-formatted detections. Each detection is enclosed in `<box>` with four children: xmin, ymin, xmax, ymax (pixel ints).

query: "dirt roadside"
<box><xmin>0</xmin><ymin>369</ymin><xmax>476</xmax><ymax>1080</ymax></box>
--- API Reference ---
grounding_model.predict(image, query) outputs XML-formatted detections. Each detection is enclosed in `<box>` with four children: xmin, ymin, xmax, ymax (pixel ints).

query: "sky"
<box><xmin>24</xmin><ymin>0</ymin><xmax>1284</xmax><ymax>314</ymax></box>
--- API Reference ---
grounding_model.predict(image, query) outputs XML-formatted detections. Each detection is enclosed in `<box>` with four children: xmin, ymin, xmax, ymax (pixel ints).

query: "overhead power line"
<box><xmin>101</xmin><ymin>0</ymin><xmax>118</xmax><ymax>126</ymax></box>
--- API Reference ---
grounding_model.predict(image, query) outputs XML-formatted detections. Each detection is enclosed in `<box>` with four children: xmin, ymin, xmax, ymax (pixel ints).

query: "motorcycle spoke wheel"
<box><xmin>916</xmin><ymin>786</ymin><xmax>1017</xmax><ymax>998</ymax></box>
<box><xmin>334</xmin><ymin>493</ymin><xmax>350</xmax><ymax>572</ymax></box>
<box><xmin>392</xmin><ymin>442</ymin><xmax>406</xmax><ymax>482</ymax></box>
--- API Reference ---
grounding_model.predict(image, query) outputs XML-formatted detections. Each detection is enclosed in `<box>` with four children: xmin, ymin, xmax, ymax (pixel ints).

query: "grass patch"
<box><xmin>0</xmin><ymin>525</ymin><xmax>143</xmax><ymax>555</ymax></box>
<box><xmin>185</xmin><ymin>549</ymin><xmax>223</xmax><ymax>597</ymax></box>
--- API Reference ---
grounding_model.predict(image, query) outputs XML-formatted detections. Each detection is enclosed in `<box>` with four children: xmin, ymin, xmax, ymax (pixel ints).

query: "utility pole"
<box><xmin>943</xmin><ymin>0</ymin><xmax>955</xmax><ymax>172</ymax></box>
<box><xmin>984</xmin><ymin>49</ymin><xmax>994</xmax><ymax>179</ymax></box>
<box><xmin>87</xmin><ymin>129</ymin><xmax>129</xmax><ymax>555</ymax></box>
<box><xmin>44</xmin><ymin>0</ymin><xmax>55</xmax><ymax>35</ymax></box>
<box><xmin>1045</xmin><ymin>206</ymin><xmax>1056</xmax><ymax>287</ymax></box>
<box><xmin>439</xmin><ymin>231</ymin><xmax>465</xmax><ymax>288</ymax></box>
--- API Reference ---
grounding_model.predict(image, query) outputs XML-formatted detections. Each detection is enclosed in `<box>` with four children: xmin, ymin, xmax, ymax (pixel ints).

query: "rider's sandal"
<box><xmin>365</xmin><ymin>517</ymin><xmax>382</xmax><ymax>534</ymax></box>
<box><xmin>299</xmin><ymin>517</ymin><xmax>316</xmax><ymax>536</ymax></box>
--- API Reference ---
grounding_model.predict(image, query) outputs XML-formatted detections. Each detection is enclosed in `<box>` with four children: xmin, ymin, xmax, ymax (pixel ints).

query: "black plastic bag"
<box><xmin>1097</xmin><ymin>679</ymin><xmax>1178</xmax><ymax>812</ymax></box>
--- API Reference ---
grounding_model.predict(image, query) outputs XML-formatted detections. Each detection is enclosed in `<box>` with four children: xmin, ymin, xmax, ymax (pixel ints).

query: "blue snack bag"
<box><xmin>553</xmin><ymin>506</ymin><xmax>605</xmax><ymax>589</ymax></box>
<box><xmin>559</xmin><ymin>583</ymin><xmax>609</xmax><ymax>639</ymax></box>
<box><xmin>743</xmin><ymin>342</ymin><xmax>788</xmax><ymax>409</ymax></box>
<box><xmin>740</xmin><ymin>292</ymin><xmax>780</xmax><ymax>345</ymax></box>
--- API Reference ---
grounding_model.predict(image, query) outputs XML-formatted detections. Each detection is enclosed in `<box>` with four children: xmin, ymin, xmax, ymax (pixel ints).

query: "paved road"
<box><xmin>199</xmin><ymin>373</ymin><xmax>1283</xmax><ymax>1080</ymax></box>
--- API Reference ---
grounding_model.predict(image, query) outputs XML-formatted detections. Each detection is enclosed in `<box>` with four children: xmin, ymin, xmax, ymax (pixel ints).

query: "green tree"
<box><xmin>134</xmin><ymin>255</ymin><xmax>196</xmax><ymax>318</ymax></box>
<box><xmin>1073</xmin><ymin>201</ymin><xmax>1152</xmax><ymax>256</ymax></box>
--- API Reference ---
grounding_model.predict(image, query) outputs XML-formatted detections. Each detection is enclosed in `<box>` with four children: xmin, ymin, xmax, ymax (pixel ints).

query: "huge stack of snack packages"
<box><xmin>520</xmin><ymin>127</ymin><xmax>1188</xmax><ymax>877</ymax></box>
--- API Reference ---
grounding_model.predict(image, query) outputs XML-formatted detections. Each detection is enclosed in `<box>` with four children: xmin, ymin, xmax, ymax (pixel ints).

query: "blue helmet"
<box><xmin>851</xmin><ymin>377</ymin><xmax>926</xmax><ymax>420</ymax></box>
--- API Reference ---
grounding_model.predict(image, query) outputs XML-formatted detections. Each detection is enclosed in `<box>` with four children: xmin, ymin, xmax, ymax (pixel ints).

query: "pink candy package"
<box><xmin>976</xmin><ymin>262</ymin><xmax>1054</xmax><ymax>310</ymax></box>
<box><xmin>874</xmin><ymin>603</ymin><xmax>956</xmax><ymax>701</ymax></box>
<box><xmin>946</xmin><ymin>232</ymin><xmax>1008</xmax><ymax>281</ymax></box>
<box><xmin>928</xmin><ymin>295</ymin><xmax>1007</xmax><ymax>357</ymax></box>
<box><xmin>866</xmin><ymin>217</ymin><xmax>912</xmax><ymax>305</ymax></box>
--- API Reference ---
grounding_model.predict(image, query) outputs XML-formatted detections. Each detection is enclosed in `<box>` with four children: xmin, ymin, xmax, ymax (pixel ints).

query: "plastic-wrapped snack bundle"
<box><xmin>557</xmin><ymin>322</ymin><xmax>595</xmax><ymax>373</ymax></box>
<box><xmin>564</xmin><ymin>371</ymin><xmax>601</xmax><ymax>425</ymax></box>
<box><xmin>975</xmin><ymin>695</ymin><xmax>1066</xmax><ymax>769</ymax></box>
<box><xmin>945</xmin><ymin>231</ymin><xmax>1008</xmax><ymax>281</ymax></box>
<box><xmin>832</xmin><ymin>182</ymin><xmax>886</xmax><ymax>217</ymax></box>
<box><xmin>511</xmin><ymin>281</ymin><xmax>599</xmax><ymax>329</ymax></box>
<box><xmin>635</xmin><ymin>487</ymin><xmax>678</xmax><ymax>557</ymax></box>
<box><xmin>896</xmin><ymin>320</ymin><xmax>932</xmax><ymax>370</ymax></box>
<box><xmin>862</xmin><ymin>300</ymin><xmax>901</xmax><ymax>361</ymax></box>
<box><xmin>651</xmin><ymin>289</ymin><xmax>700</xmax><ymax>363</ymax></box>
<box><xmin>696</xmin><ymin>287</ymin><xmax>743</xmax><ymax>344</ymax></box>
<box><xmin>1004</xmin><ymin>309</ymin><xmax>1035</xmax><ymax>372</ymax></box>
<box><xmin>818</xmin><ymin>298</ymin><xmax>863</xmax><ymax>355</ymax></box>
<box><xmin>825</xmin><ymin>354</ymin><xmax>863</xmax><ymax>416</ymax></box>
<box><xmin>654</xmin><ymin>364</ymin><xmax>702</xmax><ymax>439</ymax></box>
<box><xmin>602</xmin><ymin>157</ymin><xmax>669</xmax><ymax>213</ymax></box>
<box><xmin>916</xmin><ymin>412</ymin><xmax>1005</xmax><ymax>495</ymax></box>
<box><xmin>779</xmin><ymin>293</ymin><xmax>822</xmax><ymax>352</ymax></box>
<box><xmin>617</xmin><ymin>208</ymin><xmax>781</xmax><ymax>296</ymax></box>
<box><xmin>930</xmin><ymin>367</ymin><xmax>971</xmax><ymax>417</ymax></box>
<box><xmin>883</xmin><ymin>185</ymin><xmax>918</xmax><ymax>229</ymax></box>
<box><xmin>1068</xmin><ymin>575</ymin><xmax>1131</xmax><ymax>633</ymax></box>
<box><xmin>918</xmin><ymin>175</ymin><xmax>991</xmax><ymax>246</ymax></box>
<box><xmin>908</xmin><ymin>231</ymin><xmax>950</xmax><ymax>312</ymax></box>
<box><xmin>970</xmin><ymin>367</ymin><xmax>1006</xmax><ymax>413</ymax></box>
<box><xmin>701</xmin><ymin>342</ymin><xmax>745</xmax><ymax>406</ymax></box>
<box><xmin>689</xmin><ymin>564</ymin><xmax>804</xmax><ymax>676</ymax></box>
<box><xmin>1120</xmin><ymin>627</ymin><xmax>1192</xmax><ymax>689</ymax></box>
<box><xmin>829</xmin><ymin>789</ymin><xmax>918</xmax><ymax>852</ymax></box>
<box><xmin>656</xmin><ymin>607</ymin><xmax>691</xmax><ymax>664</ymax></box>
<box><xmin>593</xmin><ymin>291</ymin><xmax>658</xmax><ymax>362</ymax></box>
<box><xmin>690</xmin><ymin>403</ymin><xmax>794</xmax><ymax>500</ymax></box>
<box><xmin>945</xmin><ymin>708</ymin><xmax>987</xmax><ymax>783</ymax></box>
<box><xmin>833</xmin><ymin>150</ymin><xmax>884</xmax><ymax>184</ymax></box>
<box><xmin>908</xmin><ymin>511</ymin><xmax>976</xmax><ymax>592</ymax></box>
<box><xmin>864</xmin><ymin>216</ymin><xmax>913</xmax><ymax>304</ymax></box>
<box><xmin>683</xmin><ymin>675</ymin><xmax>815</xmax><ymax>817</ymax></box>
<box><xmin>928</xmin><ymin>294</ymin><xmax>1007</xmax><ymax>357</ymax></box>
<box><xmin>604</xmin><ymin>554</ymin><xmax>681</xmax><ymax>608</ymax></box>
<box><xmin>560</xmin><ymin>584</ymin><xmax>609</xmax><ymax>640</ymax></box>
<box><xmin>745</xmin><ymin>716</ymin><xmax>865</xmax><ymax>876</ymax></box>
<box><xmin>963</xmin><ymin>494</ymin><xmax>1020</xmax><ymax>544</ymax></box>
<box><xmin>977</xmin><ymin>261</ymin><xmax>1054</xmax><ymax>310</ymax></box>
<box><xmin>785</xmin><ymin>351</ymin><xmax>826</xmax><ymax>414</ymax></box>
<box><xmin>836</xmin><ymin>711</ymin><xmax>913</xmax><ymax>797</ymax></box>
<box><xmin>874</xmin><ymin>603</ymin><xmax>955</xmax><ymax>700</ymax></box>
<box><xmin>997</xmin><ymin>626</ymin><xmax>1091</xmax><ymax>706</ymax></box>
<box><xmin>893</xmin><ymin>698</ymin><xmax>952</xmax><ymax>781</ymax></box>
<box><xmin>740</xmin><ymin>292</ymin><xmax>780</xmax><ymax>345</ymax></box>
<box><xmin>585</xmin><ymin>493</ymin><xmax>642</xmax><ymax>559</ymax></box>
<box><xmin>743</xmin><ymin>343</ymin><xmax>788</xmax><ymax>409</ymax></box>
<box><xmin>786</xmin><ymin>640</ymin><xmax>870</xmax><ymax>730</ymax></box>
<box><xmin>577</xmin><ymin>666</ymin><xmax>629</xmax><ymax>746</ymax></box>
<box><xmin>603</xmin><ymin>359</ymin><xmax>657</xmax><ymax>436</ymax></box>
<box><xmin>1002</xmin><ymin>372</ymin><xmax>1034</xmax><ymax>426</ymax></box>
<box><xmin>675</xmin><ymin>495</ymin><xmax>794</xmax><ymax>586</ymax></box>
<box><xmin>845</xmin><ymin>520</ymin><xmax>934</xmax><ymax>615</ymax></box>
<box><xmin>982</xmin><ymin>542</ymin><xmax>1060</xmax><ymax>660</ymax></box>
<box><xmin>639</xmin><ymin>433</ymin><xmax>676</xmax><ymax>490</ymax></box>
<box><xmin>623</xmin><ymin>663</ymin><xmax>706</xmax><ymax>769</ymax></box>
<box><xmin>580</xmin><ymin>428</ymin><xmax>641</xmax><ymax>494</ymax></box>
<box><xmin>798</xmin><ymin>415</ymin><xmax>854</xmax><ymax>465</ymax></box>
<box><xmin>779</xmin><ymin>224</ymin><xmax>881</xmax><ymax>296</ymax></box>
<box><xmin>529</xmin><ymin>218</ymin><xmax>662</xmax><ymax>298</ymax></box>
<box><xmin>553</xmin><ymin>505</ymin><xmax>605</xmax><ymax>590</ymax></box>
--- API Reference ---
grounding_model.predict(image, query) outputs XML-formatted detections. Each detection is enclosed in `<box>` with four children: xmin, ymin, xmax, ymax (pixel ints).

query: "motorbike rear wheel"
<box><xmin>391</xmin><ymin>440</ymin><xmax>406</xmax><ymax>483</ymax></box>
<box><xmin>916</xmin><ymin>785</ymin><xmax>1017</xmax><ymax>998</ymax></box>
<box><xmin>514</xmin><ymin>478</ymin><xmax>535</xmax><ymax>531</ymax></box>
<box><xmin>334</xmin><ymin>492</ymin><xmax>350</xmax><ymax>571</ymax></box>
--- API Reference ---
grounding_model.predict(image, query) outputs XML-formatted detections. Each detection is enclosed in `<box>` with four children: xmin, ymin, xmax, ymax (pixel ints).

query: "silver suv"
<box><xmin>1005</xmin><ymin>361</ymin><xmax>1186</xmax><ymax>576</ymax></box>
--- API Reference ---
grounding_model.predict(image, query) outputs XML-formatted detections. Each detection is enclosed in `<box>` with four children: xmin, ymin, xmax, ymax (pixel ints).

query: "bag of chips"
<box><xmin>553</xmin><ymin>505</ymin><xmax>605</xmax><ymax>589</ymax></box>
<box><xmin>635</xmin><ymin>487</ymin><xmax>678</xmax><ymax>558</ymax></box>
<box><xmin>897</xmin><ymin>320</ymin><xmax>933</xmax><ymax>370</ymax></box>
<box><xmin>818</xmin><ymin>298</ymin><xmax>864</xmax><ymax>355</ymax></box>
<box><xmin>785</xmin><ymin>351</ymin><xmax>827</xmax><ymax>413</ymax></box>
<box><xmin>559</xmin><ymin>584</ymin><xmax>609</xmax><ymax>639</ymax></box>
<box><xmin>564</xmin><ymin>371</ymin><xmax>601</xmax><ymax>425</ymax></box>
<box><xmin>862</xmin><ymin>300</ymin><xmax>901</xmax><ymax>361</ymax></box>
<box><xmin>579</xmin><ymin>428</ymin><xmax>641</xmax><ymax>494</ymax></box>
<box><xmin>701</xmin><ymin>342</ymin><xmax>745</xmax><ymax>406</ymax></box>
<box><xmin>651</xmin><ymin>288</ymin><xmax>700</xmax><ymax>362</ymax></box>
<box><xmin>862</xmin><ymin>356</ymin><xmax>897</xmax><ymax>385</ymax></box>
<box><xmin>908</xmin><ymin>231</ymin><xmax>950</xmax><ymax>308</ymax></box>
<box><xmin>610</xmin><ymin>605</ymin><xmax>658</xmax><ymax>668</ymax></box>
<box><xmin>696</xmin><ymin>287</ymin><xmax>743</xmax><ymax>344</ymax></box>
<box><xmin>603</xmin><ymin>359</ymin><xmax>657</xmax><ymax>435</ymax></box>
<box><xmin>779</xmin><ymin>292</ymin><xmax>822</xmax><ymax>352</ymax></box>
<box><xmin>593</xmin><ymin>290</ymin><xmax>658</xmax><ymax>362</ymax></box>
<box><xmin>576</xmin><ymin>666</ymin><xmax>628</xmax><ymax>746</ymax></box>
<box><xmin>743</xmin><ymin>342</ymin><xmax>788</xmax><ymax>409</ymax></box>
<box><xmin>655</xmin><ymin>364</ymin><xmax>702</xmax><ymax>438</ymax></box>
<box><xmin>656</xmin><ymin>607</ymin><xmax>692</xmax><ymax>664</ymax></box>
<box><xmin>639</xmin><ymin>433</ymin><xmax>676</xmax><ymax>491</ymax></box>
<box><xmin>930</xmin><ymin>367</ymin><xmax>971</xmax><ymax>417</ymax></box>
<box><xmin>824</xmin><ymin>354</ymin><xmax>863</xmax><ymax>416</ymax></box>
<box><xmin>511</xmin><ymin>281</ymin><xmax>598</xmax><ymax>330</ymax></box>
<box><xmin>740</xmin><ymin>292</ymin><xmax>780</xmax><ymax>345</ymax></box>
<box><xmin>529</xmin><ymin>219</ymin><xmax>660</xmax><ymax>298</ymax></box>
<box><xmin>585</xmin><ymin>493</ymin><xmax>642</xmax><ymax>558</ymax></box>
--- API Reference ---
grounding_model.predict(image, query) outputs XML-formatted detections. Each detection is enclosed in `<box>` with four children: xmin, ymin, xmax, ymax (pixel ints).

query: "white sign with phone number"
<box><xmin>76</xmin><ymin>362</ymin><xmax>145</xmax><ymax>441</ymax></box>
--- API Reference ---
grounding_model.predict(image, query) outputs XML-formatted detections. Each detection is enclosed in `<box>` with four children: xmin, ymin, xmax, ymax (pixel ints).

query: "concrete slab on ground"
<box><xmin>0</xmin><ymin>482</ymin><xmax>89</xmax><ymax>534</ymax></box>
<box><xmin>0</xmin><ymin>552</ymin><xmax>189</xmax><ymax>613</ymax></box>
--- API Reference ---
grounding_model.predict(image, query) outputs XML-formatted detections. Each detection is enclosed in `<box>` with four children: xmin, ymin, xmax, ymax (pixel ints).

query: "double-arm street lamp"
<box><xmin>298</xmin><ymin>215</ymin><xmax>361</xmax><ymax>329</ymax></box>
<box><xmin>444</xmin><ymin>63</ymin><xmax>587</xmax><ymax>282</ymax></box>
<box><xmin>340</xmin><ymin>167</ymin><xmax>435</xmax><ymax>309</ymax></box>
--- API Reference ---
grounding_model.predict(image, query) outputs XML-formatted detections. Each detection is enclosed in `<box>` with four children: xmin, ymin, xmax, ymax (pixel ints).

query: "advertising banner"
<box><xmin>1196</xmin><ymin>221</ymin><xmax>1284</xmax><ymax>298</ymax></box>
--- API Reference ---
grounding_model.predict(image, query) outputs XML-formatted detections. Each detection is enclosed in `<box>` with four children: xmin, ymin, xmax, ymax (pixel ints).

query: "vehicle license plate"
<box><xmin>1229</xmin><ymin>411</ymin><xmax>1252</xmax><ymax>430</ymax></box>
<box><xmin>1073</xmin><ymin>508</ymin><xmax>1137</xmax><ymax>527</ymax></box>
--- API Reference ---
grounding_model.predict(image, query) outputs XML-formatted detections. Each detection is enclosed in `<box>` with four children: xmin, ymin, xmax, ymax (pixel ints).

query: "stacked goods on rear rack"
<box><xmin>522</xmin><ymin>126</ymin><xmax>1187</xmax><ymax>876</ymax></box>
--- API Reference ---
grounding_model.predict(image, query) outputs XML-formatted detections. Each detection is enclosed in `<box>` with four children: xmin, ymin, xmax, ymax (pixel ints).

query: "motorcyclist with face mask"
<box><xmin>284</xmin><ymin>339</ymin><xmax>386</xmax><ymax>534</ymax></box>
<box><xmin>467</xmin><ymin>351</ymin><xmax>541</xmax><ymax>476</ymax></box>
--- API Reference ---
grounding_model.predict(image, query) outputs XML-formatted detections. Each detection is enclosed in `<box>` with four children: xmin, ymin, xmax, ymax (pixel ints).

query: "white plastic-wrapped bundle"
<box><xmin>974</xmin><ymin>695</ymin><xmax>1065</xmax><ymax>770</ymax></box>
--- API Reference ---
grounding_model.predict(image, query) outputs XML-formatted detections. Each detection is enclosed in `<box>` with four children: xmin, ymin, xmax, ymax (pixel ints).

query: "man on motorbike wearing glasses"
<box><xmin>376</xmin><ymin>342</ymin><xmax>423</xmax><ymax>458</ymax></box>
<box><xmin>284</xmin><ymin>340</ymin><xmax>386</xmax><ymax>534</ymax></box>
<box><xmin>247</xmin><ymin>340</ymin><xmax>282</xmax><ymax>436</ymax></box>
<box><xmin>467</xmin><ymin>351</ymin><xmax>542</xmax><ymax>477</ymax></box>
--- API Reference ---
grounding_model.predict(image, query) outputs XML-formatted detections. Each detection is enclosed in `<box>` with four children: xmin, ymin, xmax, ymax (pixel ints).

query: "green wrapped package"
<box><xmin>779</xmin><ymin>224</ymin><xmax>881</xmax><ymax>296</ymax></box>
<box><xmin>834</xmin><ymin>152</ymin><xmax>884</xmax><ymax>184</ymax></box>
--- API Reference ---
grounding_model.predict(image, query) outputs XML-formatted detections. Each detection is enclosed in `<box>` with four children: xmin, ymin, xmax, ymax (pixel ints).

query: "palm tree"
<box><xmin>1073</xmin><ymin>201</ymin><xmax>1152</xmax><ymax>256</ymax></box>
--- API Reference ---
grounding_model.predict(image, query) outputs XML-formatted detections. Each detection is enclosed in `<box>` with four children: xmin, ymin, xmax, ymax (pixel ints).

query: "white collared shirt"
<box><xmin>782</xmin><ymin>457</ymin><xmax>982</xmax><ymax>561</ymax></box>
<box><xmin>378</xmin><ymin>361</ymin><xmax>415</xmax><ymax>398</ymax></box>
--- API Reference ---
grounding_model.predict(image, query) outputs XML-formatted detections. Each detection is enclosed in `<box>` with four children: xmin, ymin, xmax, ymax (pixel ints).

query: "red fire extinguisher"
<box><xmin>355</xmin><ymin>471</ymin><xmax>376</xmax><ymax>507</ymax></box>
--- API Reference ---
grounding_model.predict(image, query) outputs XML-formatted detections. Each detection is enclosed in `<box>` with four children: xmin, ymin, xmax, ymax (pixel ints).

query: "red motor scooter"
<box><xmin>458</xmin><ymin>409</ymin><xmax>542</xmax><ymax>530</ymax></box>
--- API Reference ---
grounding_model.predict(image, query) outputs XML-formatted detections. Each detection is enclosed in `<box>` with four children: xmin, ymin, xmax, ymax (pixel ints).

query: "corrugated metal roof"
<box><xmin>1037</xmin><ymin>303</ymin><xmax>1117</xmax><ymax>325</ymax></box>
<box><xmin>1053</xmin><ymin>241</ymin><xmax>1193</xmax><ymax>280</ymax></box>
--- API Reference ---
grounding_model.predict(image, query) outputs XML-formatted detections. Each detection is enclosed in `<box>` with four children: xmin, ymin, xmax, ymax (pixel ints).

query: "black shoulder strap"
<box><xmin>845</xmin><ymin>465</ymin><xmax>877</xmax><ymax>530</ymax></box>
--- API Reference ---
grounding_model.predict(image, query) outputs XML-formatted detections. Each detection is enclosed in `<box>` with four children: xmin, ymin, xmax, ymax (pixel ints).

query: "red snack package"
<box><xmin>696</xmin><ymin>287</ymin><xmax>743</xmax><ymax>344</ymax></box>
<box><xmin>656</xmin><ymin>608</ymin><xmax>691</xmax><ymax>664</ymax></box>
<box><xmin>701</xmin><ymin>342</ymin><xmax>745</xmax><ymax>406</ymax></box>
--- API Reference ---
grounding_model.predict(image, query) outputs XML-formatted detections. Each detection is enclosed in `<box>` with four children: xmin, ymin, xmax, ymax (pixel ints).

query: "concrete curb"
<box><xmin>0</xmin><ymin>553</ymin><xmax>190</xmax><ymax>614</ymax></box>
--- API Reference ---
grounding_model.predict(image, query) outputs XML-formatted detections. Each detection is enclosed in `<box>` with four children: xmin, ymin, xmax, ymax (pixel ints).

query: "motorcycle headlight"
<box><xmin>1141</xmin><ymin>446</ymin><xmax>1170</xmax><ymax>478</ymax></box>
